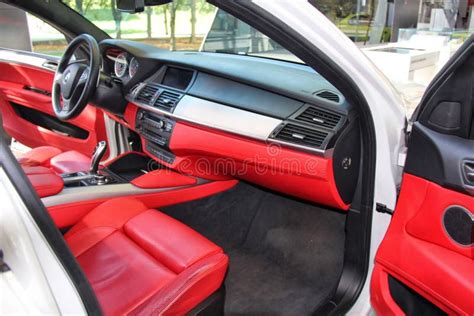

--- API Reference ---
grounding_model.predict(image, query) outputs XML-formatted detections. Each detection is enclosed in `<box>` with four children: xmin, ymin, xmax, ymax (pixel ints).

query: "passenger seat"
<box><xmin>64</xmin><ymin>197</ymin><xmax>228</xmax><ymax>315</ymax></box>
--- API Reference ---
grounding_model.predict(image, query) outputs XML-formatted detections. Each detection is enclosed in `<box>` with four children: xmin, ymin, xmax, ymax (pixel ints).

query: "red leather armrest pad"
<box><xmin>50</xmin><ymin>150</ymin><xmax>90</xmax><ymax>174</ymax></box>
<box><xmin>124</xmin><ymin>210</ymin><xmax>222</xmax><ymax>274</ymax></box>
<box><xmin>132</xmin><ymin>169</ymin><xmax>197</xmax><ymax>189</ymax></box>
<box><xmin>17</xmin><ymin>146</ymin><xmax>62</xmax><ymax>167</ymax></box>
<box><xmin>27</xmin><ymin>173</ymin><xmax>64</xmax><ymax>198</ymax></box>
<box><xmin>22</xmin><ymin>166</ymin><xmax>53</xmax><ymax>175</ymax></box>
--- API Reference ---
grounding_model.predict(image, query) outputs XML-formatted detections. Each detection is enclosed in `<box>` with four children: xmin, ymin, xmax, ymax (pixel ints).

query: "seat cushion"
<box><xmin>17</xmin><ymin>146</ymin><xmax>62</xmax><ymax>167</ymax></box>
<box><xmin>50</xmin><ymin>150</ymin><xmax>90</xmax><ymax>174</ymax></box>
<box><xmin>24</xmin><ymin>167</ymin><xmax>64</xmax><ymax>198</ymax></box>
<box><xmin>65</xmin><ymin>198</ymin><xmax>228</xmax><ymax>315</ymax></box>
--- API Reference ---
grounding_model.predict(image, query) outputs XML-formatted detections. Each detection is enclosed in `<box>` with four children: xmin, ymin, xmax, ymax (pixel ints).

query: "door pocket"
<box><xmin>11</xmin><ymin>102</ymin><xmax>89</xmax><ymax>140</ymax></box>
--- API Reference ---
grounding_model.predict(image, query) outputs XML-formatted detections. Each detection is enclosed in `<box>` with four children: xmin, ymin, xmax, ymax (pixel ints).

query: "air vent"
<box><xmin>273</xmin><ymin>123</ymin><xmax>329</xmax><ymax>149</ymax></box>
<box><xmin>154</xmin><ymin>90</ymin><xmax>181</xmax><ymax>111</ymax></box>
<box><xmin>136</xmin><ymin>84</ymin><xmax>158</xmax><ymax>104</ymax></box>
<box><xmin>295</xmin><ymin>106</ymin><xmax>342</xmax><ymax>129</ymax></box>
<box><xmin>315</xmin><ymin>90</ymin><xmax>340</xmax><ymax>103</ymax></box>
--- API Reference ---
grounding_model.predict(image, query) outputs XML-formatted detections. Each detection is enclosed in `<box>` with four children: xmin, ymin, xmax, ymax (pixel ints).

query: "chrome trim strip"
<box><xmin>103</xmin><ymin>114</ymin><xmax>119</xmax><ymax>160</ymax></box>
<box><xmin>129</xmin><ymin>95</ymin><xmax>282</xmax><ymax>141</ymax></box>
<box><xmin>174</xmin><ymin>95</ymin><xmax>283</xmax><ymax>141</ymax></box>
<box><xmin>267</xmin><ymin>138</ymin><xmax>331</xmax><ymax>156</ymax></box>
<box><xmin>41</xmin><ymin>183</ymin><xmax>197</xmax><ymax>207</ymax></box>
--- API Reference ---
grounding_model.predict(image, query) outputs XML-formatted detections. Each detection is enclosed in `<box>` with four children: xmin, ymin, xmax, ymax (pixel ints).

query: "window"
<box><xmin>62</xmin><ymin>0</ymin><xmax>301</xmax><ymax>63</ymax></box>
<box><xmin>26</xmin><ymin>13</ymin><xmax>68</xmax><ymax>56</ymax></box>
<box><xmin>311</xmin><ymin>0</ymin><xmax>474</xmax><ymax>114</ymax></box>
<box><xmin>0</xmin><ymin>3</ymin><xmax>67</xmax><ymax>57</ymax></box>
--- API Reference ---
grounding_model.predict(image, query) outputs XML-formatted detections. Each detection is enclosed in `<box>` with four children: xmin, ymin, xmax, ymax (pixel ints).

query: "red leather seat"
<box><xmin>22</xmin><ymin>166</ymin><xmax>64</xmax><ymax>197</ymax></box>
<box><xmin>17</xmin><ymin>146</ymin><xmax>90</xmax><ymax>174</ymax></box>
<box><xmin>64</xmin><ymin>198</ymin><xmax>228</xmax><ymax>315</ymax></box>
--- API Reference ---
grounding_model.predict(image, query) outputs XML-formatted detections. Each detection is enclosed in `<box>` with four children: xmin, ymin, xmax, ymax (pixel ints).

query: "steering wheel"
<box><xmin>52</xmin><ymin>34</ymin><xmax>101</xmax><ymax>121</ymax></box>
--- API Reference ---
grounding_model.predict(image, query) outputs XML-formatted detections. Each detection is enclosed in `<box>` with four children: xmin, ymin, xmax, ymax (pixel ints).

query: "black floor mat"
<box><xmin>161</xmin><ymin>182</ymin><xmax>346</xmax><ymax>315</ymax></box>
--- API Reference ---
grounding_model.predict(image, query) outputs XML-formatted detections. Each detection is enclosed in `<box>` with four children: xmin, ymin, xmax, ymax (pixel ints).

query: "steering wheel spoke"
<box><xmin>62</xmin><ymin>98</ymin><xmax>71</xmax><ymax>112</ymax></box>
<box><xmin>78</xmin><ymin>67</ymin><xmax>90</xmax><ymax>84</ymax></box>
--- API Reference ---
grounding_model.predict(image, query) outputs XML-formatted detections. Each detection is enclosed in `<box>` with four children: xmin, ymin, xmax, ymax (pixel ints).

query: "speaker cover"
<box><xmin>443</xmin><ymin>206</ymin><xmax>473</xmax><ymax>246</ymax></box>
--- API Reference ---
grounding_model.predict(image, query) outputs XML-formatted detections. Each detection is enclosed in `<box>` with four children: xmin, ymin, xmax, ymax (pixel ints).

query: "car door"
<box><xmin>0</xmin><ymin>3</ymin><xmax>107</xmax><ymax>156</ymax></box>
<box><xmin>370</xmin><ymin>35</ymin><xmax>474</xmax><ymax>315</ymax></box>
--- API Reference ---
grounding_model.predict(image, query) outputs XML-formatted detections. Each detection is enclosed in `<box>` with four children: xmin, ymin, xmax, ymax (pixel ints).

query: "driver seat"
<box><xmin>17</xmin><ymin>146</ymin><xmax>90</xmax><ymax>174</ymax></box>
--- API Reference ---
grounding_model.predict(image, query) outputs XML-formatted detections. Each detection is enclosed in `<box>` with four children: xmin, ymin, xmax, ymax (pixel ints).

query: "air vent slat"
<box><xmin>315</xmin><ymin>90</ymin><xmax>340</xmax><ymax>103</ymax></box>
<box><xmin>136</xmin><ymin>84</ymin><xmax>159</xmax><ymax>104</ymax></box>
<box><xmin>295</xmin><ymin>106</ymin><xmax>342</xmax><ymax>129</ymax></box>
<box><xmin>273</xmin><ymin>123</ymin><xmax>329</xmax><ymax>149</ymax></box>
<box><xmin>154</xmin><ymin>90</ymin><xmax>181</xmax><ymax>111</ymax></box>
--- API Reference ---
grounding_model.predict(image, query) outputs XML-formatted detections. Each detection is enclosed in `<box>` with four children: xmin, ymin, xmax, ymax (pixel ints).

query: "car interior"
<box><xmin>0</xmin><ymin>1</ymin><xmax>376</xmax><ymax>315</ymax></box>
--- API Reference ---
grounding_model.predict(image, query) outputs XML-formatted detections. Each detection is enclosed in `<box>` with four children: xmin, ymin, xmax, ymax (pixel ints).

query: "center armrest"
<box><xmin>23</xmin><ymin>166</ymin><xmax>64</xmax><ymax>198</ymax></box>
<box><xmin>131</xmin><ymin>169</ymin><xmax>197</xmax><ymax>189</ymax></box>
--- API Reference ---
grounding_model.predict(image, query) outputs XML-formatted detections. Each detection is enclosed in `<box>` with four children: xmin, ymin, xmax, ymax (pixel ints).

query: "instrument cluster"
<box><xmin>105</xmin><ymin>49</ymin><xmax>140</xmax><ymax>80</ymax></box>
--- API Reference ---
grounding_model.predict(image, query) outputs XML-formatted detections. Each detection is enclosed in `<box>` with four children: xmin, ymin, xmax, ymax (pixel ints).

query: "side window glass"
<box><xmin>0</xmin><ymin>3</ymin><xmax>67</xmax><ymax>57</ymax></box>
<box><xmin>26</xmin><ymin>13</ymin><xmax>68</xmax><ymax>57</ymax></box>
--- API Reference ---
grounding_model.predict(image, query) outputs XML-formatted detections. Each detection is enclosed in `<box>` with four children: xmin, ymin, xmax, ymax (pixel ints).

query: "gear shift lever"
<box><xmin>90</xmin><ymin>141</ymin><xmax>107</xmax><ymax>175</ymax></box>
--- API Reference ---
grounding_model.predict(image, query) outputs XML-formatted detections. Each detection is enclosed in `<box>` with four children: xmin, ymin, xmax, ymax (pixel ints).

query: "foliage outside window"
<box><xmin>62</xmin><ymin>0</ymin><xmax>216</xmax><ymax>51</ymax></box>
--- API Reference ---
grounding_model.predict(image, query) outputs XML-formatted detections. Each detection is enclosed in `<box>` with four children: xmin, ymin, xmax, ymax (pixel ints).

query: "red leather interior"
<box><xmin>110</xmin><ymin>103</ymin><xmax>348</xmax><ymax>210</ymax></box>
<box><xmin>50</xmin><ymin>150</ymin><xmax>90</xmax><ymax>174</ymax></box>
<box><xmin>164</xmin><ymin>122</ymin><xmax>348</xmax><ymax>210</ymax></box>
<box><xmin>131</xmin><ymin>169</ymin><xmax>197</xmax><ymax>189</ymax></box>
<box><xmin>23</xmin><ymin>166</ymin><xmax>64</xmax><ymax>198</ymax></box>
<box><xmin>0</xmin><ymin>62</ymin><xmax>107</xmax><ymax>157</ymax></box>
<box><xmin>17</xmin><ymin>146</ymin><xmax>90</xmax><ymax>174</ymax></box>
<box><xmin>65</xmin><ymin>198</ymin><xmax>228</xmax><ymax>315</ymax></box>
<box><xmin>371</xmin><ymin>174</ymin><xmax>474</xmax><ymax>315</ymax></box>
<box><xmin>22</xmin><ymin>165</ymin><xmax>58</xmax><ymax>175</ymax></box>
<box><xmin>48</xmin><ymin>179</ymin><xmax>238</xmax><ymax>228</ymax></box>
<box><xmin>17</xmin><ymin>146</ymin><xmax>62</xmax><ymax>167</ymax></box>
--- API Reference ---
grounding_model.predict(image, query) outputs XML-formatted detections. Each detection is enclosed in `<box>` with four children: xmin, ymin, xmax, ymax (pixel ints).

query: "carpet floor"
<box><xmin>162</xmin><ymin>182</ymin><xmax>346</xmax><ymax>315</ymax></box>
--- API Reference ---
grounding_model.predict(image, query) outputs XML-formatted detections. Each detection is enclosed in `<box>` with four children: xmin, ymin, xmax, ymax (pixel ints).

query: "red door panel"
<box><xmin>404</xmin><ymin>175</ymin><xmax>473</xmax><ymax>259</ymax></box>
<box><xmin>0</xmin><ymin>62</ymin><xmax>107</xmax><ymax>156</ymax></box>
<box><xmin>371</xmin><ymin>174</ymin><xmax>474</xmax><ymax>315</ymax></box>
<box><xmin>371</xmin><ymin>34</ymin><xmax>474</xmax><ymax>315</ymax></box>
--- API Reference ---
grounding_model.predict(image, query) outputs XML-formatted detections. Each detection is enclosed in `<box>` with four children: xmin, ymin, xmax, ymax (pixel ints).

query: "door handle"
<box><xmin>42</xmin><ymin>60</ymin><xmax>58</xmax><ymax>71</ymax></box>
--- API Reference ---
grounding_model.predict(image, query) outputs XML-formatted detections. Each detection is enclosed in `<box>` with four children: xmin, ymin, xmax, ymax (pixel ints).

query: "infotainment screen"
<box><xmin>161</xmin><ymin>67</ymin><xmax>194</xmax><ymax>90</ymax></box>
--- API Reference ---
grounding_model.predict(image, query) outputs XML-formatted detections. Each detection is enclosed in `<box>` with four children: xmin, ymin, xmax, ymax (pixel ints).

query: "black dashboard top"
<box><xmin>100</xmin><ymin>39</ymin><xmax>351</xmax><ymax>119</ymax></box>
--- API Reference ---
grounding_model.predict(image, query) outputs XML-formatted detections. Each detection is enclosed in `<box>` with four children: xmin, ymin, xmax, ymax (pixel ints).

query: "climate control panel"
<box><xmin>136</xmin><ymin>109</ymin><xmax>176</xmax><ymax>163</ymax></box>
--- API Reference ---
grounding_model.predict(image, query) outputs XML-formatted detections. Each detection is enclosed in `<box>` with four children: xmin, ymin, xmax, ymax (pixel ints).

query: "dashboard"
<box><xmin>98</xmin><ymin>39</ymin><xmax>361</xmax><ymax>210</ymax></box>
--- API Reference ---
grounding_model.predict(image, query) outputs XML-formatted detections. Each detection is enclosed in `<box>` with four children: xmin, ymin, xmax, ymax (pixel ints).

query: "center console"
<box><xmin>135</xmin><ymin>109</ymin><xmax>176</xmax><ymax>164</ymax></box>
<box><xmin>60</xmin><ymin>140</ymin><xmax>123</xmax><ymax>187</ymax></box>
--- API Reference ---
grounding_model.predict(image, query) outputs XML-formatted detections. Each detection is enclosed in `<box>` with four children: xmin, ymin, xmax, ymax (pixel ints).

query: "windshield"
<box><xmin>62</xmin><ymin>0</ymin><xmax>474</xmax><ymax>115</ymax></box>
<box><xmin>62</xmin><ymin>0</ymin><xmax>301</xmax><ymax>63</ymax></box>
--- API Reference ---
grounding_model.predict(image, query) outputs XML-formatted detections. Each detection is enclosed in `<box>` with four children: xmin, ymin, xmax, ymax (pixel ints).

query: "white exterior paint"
<box><xmin>0</xmin><ymin>168</ymin><xmax>86</xmax><ymax>315</ymax></box>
